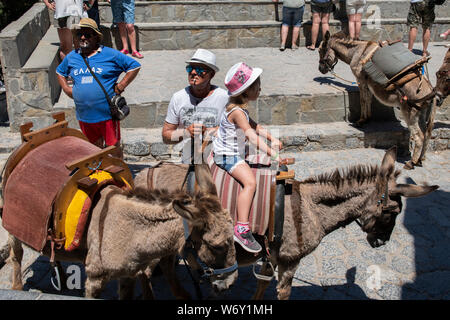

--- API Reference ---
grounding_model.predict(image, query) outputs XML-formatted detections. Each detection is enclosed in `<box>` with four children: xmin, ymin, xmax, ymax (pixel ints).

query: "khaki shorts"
<box><xmin>346</xmin><ymin>2</ymin><xmax>365</xmax><ymax>15</ymax></box>
<box><xmin>407</xmin><ymin>0</ymin><xmax>435</xmax><ymax>30</ymax></box>
<box><xmin>53</xmin><ymin>15</ymin><xmax>81</xmax><ymax>29</ymax></box>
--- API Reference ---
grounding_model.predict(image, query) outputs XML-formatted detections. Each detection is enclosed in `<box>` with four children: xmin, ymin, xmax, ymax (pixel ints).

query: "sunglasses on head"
<box><xmin>76</xmin><ymin>31</ymin><xmax>95</xmax><ymax>39</ymax></box>
<box><xmin>186</xmin><ymin>65</ymin><xmax>210</xmax><ymax>76</ymax></box>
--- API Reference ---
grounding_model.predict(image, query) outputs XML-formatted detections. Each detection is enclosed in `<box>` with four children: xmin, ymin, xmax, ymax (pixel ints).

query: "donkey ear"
<box><xmin>391</xmin><ymin>184</ymin><xmax>439</xmax><ymax>198</ymax></box>
<box><xmin>380</xmin><ymin>146</ymin><xmax>397</xmax><ymax>176</ymax></box>
<box><xmin>325</xmin><ymin>30</ymin><xmax>331</xmax><ymax>41</ymax></box>
<box><xmin>194</xmin><ymin>163</ymin><xmax>218</xmax><ymax>196</ymax></box>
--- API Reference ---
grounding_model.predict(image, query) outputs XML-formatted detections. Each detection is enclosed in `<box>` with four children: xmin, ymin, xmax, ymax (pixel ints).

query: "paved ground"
<box><xmin>0</xmin><ymin>147</ymin><xmax>448</xmax><ymax>300</ymax></box>
<box><xmin>53</xmin><ymin>43</ymin><xmax>449</xmax><ymax>110</ymax></box>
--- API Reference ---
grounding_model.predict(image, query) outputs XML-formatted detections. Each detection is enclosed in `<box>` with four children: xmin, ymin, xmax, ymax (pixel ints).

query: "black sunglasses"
<box><xmin>76</xmin><ymin>31</ymin><xmax>95</xmax><ymax>39</ymax></box>
<box><xmin>186</xmin><ymin>65</ymin><xmax>210</xmax><ymax>76</ymax></box>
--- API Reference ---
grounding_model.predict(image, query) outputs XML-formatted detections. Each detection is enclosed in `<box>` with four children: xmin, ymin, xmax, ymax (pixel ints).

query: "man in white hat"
<box><xmin>162</xmin><ymin>49</ymin><xmax>229</xmax><ymax>164</ymax></box>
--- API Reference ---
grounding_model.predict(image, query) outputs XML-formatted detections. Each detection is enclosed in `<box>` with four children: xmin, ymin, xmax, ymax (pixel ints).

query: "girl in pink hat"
<box><xmin>212</xmin><ymin>62</ymin><xmax>282</xmax><ymax>253</ymax></box>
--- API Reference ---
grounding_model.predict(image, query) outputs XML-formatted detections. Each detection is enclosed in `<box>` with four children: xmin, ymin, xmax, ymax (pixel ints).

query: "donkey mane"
<box><xmin>302</xmin><ymin>164</ymin><xmax>400</xmax><ymax>187</ymax></box>
<box><xmin>125</xmin><ymin>186</ymin><xmax>184</xmax><ymax>205</ymax></box>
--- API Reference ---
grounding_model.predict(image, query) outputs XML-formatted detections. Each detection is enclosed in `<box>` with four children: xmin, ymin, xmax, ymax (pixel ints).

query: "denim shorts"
<box><xmin>282</xmin><ymin>6</ymin><xmax>305</xmax><ymax>27</ymax></box>
<box><xmin>111</xmin><ymin>0</ymin><xmax>135</xmax><ymax>24</ymax></box>
<box><xmin>213</xmin><ymin>154</ymin><xmax>246</xmax><ymax>174</ymax></box>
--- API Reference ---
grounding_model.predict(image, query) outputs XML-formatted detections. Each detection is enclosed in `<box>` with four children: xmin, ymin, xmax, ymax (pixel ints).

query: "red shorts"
<box><xmin>79</xmin><ymin>119</ymin><xmax>121</xmax><ymax>146</ymax></box>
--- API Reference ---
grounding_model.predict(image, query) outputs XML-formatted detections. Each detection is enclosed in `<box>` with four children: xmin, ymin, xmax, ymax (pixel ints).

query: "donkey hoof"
<box><xmin>403</xmin><ymin>161</ymin><xmax>415</xmax><ymax>170</ymax></box>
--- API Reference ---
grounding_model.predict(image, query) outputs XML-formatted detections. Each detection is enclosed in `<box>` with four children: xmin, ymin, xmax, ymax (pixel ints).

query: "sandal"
<box><xmin>306</xmin><ymin>45</ymin><xmax>315</xmax><ymax>51</ymax></box>
<box><xmin>120</xmin><ymin>49</ymin><xmax>129</xmax><ymax>55</ymax></box>
<box><xmin>292</xmin><ymin>45</ymin><xmax>299</xmax><ymax>51</ymax></box>
<box><xmin>132</xmin><ymin>51</ymin><xmax>144</xmax><ymax>59</ymax></box>
<box><xmin>279</xmin><ymin>44</ymin><xmax>286</xmax><ymax>52</ymax></box>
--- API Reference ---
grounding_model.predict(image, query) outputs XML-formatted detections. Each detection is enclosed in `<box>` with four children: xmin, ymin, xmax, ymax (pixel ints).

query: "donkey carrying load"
<box><xmin>135</xmin><ymin>147</ymin><xmax>438</xmax><ymax>300</ymax></box>
<box><xmin>318</xmin><ymin>31</ymin><xmax>437</xmax><ymax>170</ymax></box>
<box><xmin>0</xmin><ymin>113</ymin><xmax>237</xmax><ymax>299</ymax></box>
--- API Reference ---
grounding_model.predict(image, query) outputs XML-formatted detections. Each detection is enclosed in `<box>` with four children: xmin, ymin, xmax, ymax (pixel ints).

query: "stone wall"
<box><xmin>0</xmin><ymin>3</ymin><xmax>55</xmax><ymax>132</ymax></box>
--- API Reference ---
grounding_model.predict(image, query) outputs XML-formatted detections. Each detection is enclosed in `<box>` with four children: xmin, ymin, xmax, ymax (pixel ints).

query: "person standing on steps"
<box><xmin>407</xmin><ymin>0</ymin><xmax>436</xmax><ymax>57</ymax></box>
<box><xmin>56</xmin><ymin>18</ymin><xmax>141</xmax><ymax>159</ymax></box>
<box><xmin>273</xmin><ymin>0</ymin><xmax>305</xmax><ymax>51</ymax></box>
<box><xmin>43</xmin><ymin>0</ymin><xmax>91</xmax><ymax>60</ymax></box>
<box><xmin>307</xmin><ymin>0</ymin><xmax>333</xmax><ymax>50</ymax></box>
<box><xmin>346</xmin><ymin>0</ymin><xmax>366</xmax><ymax>40</ymax></box>
<box><xmin>108</xmin><ymin>0</ymin><xmax>143</xmax><ymax>59</ymax></box>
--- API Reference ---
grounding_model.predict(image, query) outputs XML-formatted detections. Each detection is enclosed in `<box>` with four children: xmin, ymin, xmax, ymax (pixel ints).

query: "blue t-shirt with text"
<box><xmin>56</xmin><ymin>46</ymin><xmax>141</xmax><ymax>123</ymax></box>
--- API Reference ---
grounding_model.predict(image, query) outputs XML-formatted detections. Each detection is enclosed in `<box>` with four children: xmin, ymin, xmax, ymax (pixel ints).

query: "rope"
<box><xmin>330</xmin><ymin>71</ymin><xmax>358</xmax><ymax>85</ymax></box>
<box><xmin>88</xmin><ymin>160</ymin><xmax>102</xmax><ymax>171</ymax></box>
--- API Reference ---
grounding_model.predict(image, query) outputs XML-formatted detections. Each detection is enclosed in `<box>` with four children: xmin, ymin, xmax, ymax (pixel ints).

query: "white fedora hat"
<box><xmin>224</xmin><ymin>62</ymin><xmax>263</xmax><ymax>97</ymax></box>
<box><xmin>185</xmin><ymin>49</ymin><xmax>219</xmax><ymax>72</ymax></box>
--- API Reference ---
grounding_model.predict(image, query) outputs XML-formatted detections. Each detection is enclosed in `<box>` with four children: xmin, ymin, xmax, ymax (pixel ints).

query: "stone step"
<box><xmin>97</xmin><ymin>17</ymin><xmax>450</xmax><ymax>51</ymax></box>
<box><xmin>97</xmin><ymin>0</ymin><xmax>450</xmax><ymax>24</ymax></box>
<box><xmin>53</xmin><ymin>46</ymin><xmax>450</xmax><ymax>130</ymax></box>
<box><xmin>2</xmin><ymin>120</ymin><xmax>449</xmax><ymax>168</ymax></box>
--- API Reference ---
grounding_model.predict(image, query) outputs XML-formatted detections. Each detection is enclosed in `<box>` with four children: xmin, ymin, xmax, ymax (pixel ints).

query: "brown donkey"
<box><xmin>435</xmin><ymin>47</ymin><xmax>449</xmax><ymax>106</ymax></box>
<box><xmin>135</xmin><ymin>147</ymin><xmax>438</xmax><ymax>299</ymax></box>
<box><xmin>318</xmin><ymin>31</ymin><xmax>437</xmax><ymax>170</ymax></box>
<box><xmin>0</xmin><ymin>164</ymin><xmax>237</xmax><ymax>299</ymax></box>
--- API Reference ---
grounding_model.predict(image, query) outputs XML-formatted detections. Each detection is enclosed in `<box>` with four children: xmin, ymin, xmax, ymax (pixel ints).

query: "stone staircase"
<box><xmin>95</xmin><ymin>0</ymin><xmax>450</xmax><ymax>50</ymax></box>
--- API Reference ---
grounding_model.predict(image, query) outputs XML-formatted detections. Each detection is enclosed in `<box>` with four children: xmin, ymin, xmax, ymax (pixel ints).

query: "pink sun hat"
<box><xmin>224</xmin><ymin>62</ymin><xmax>263</xmax><ymax>97</ymax></box>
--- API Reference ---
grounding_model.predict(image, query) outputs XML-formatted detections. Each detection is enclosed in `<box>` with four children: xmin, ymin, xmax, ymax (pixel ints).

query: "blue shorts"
<box><xmin>213</xmin><ymin>154</ymin><xmax>246</xmax><ymax>174</ymax></box>
<box><xmin>282</xmin><ymin>6</ymin><xmax>305</xmax><ymax>27</ymax></box>
<box><xmin>111</xmin><ymin>0</ymin><xmax>135</xmax><ymax>24</ymax></box>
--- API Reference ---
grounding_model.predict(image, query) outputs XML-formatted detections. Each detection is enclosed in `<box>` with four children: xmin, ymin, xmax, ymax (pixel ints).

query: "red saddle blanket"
<box><xmin>2</xmin><ymin>136</ymin><xmax>100</xmax><ymax>251</ymax></box>
<box><xmin>206</xmin><ymin>152</ymin><xmax>277</xmax><ymax>236</ymax></box>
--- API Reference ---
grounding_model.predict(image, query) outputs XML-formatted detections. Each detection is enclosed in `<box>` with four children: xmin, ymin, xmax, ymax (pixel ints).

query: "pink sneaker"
<box><xmin>120</xmin><ymin>49</ymin><xmax>129</xmax><ymax>55</ymax></box>
<box><xmin>132</xmin><ymin>51</ymin><xmax>144</xmax><ymax>59</ymax></box>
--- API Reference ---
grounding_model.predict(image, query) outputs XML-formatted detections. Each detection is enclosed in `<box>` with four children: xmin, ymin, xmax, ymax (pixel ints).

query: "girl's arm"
<box><xmin>249</xmin><ymin>117</ymin><xmax>283</xmax><ymax>151</ymax></box>
<box><xmin>230</xmin><ymin>110</ymin><xmax>281</xmax><ymax>161</ymax></box>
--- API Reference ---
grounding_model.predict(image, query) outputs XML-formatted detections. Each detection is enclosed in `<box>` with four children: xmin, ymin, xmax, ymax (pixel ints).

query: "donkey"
<box><xmin>318</xmin><ymin>31</ymin><xmax>436</xmax><ymax>170</ymax></box>
<box><xmin>134</xmin><ymin>147</ymin><xmax>438</xmax><ymax>299</ymax></box>
<box><xmin>435</xmin><ymin>47</ymin><xmax>449</xmax><ymax>106</ymax></box>
<box><xmin>0</xmin><ymin>164</ymin><xmax>237</xmax><ymax>299</ymax></box>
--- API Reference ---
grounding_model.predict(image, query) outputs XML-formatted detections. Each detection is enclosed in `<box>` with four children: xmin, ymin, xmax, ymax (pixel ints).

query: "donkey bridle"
<box><xmin>355</xmin><ymin>181</ymin><xmax>390</xmax><ymax>231</ymax></box>
<box><xmin>181</xmin><ymin>165</ymin><xmax>238</xmax><ymax>279</ymax></box>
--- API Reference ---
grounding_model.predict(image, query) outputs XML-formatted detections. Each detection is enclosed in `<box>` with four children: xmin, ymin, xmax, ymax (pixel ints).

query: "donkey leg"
<box><xmin>160</xmin><ymin>255</ymin><xmax>191</xmax><ymax>300</ymax></box>
<box><xmin>401</xmin><ymin>105</ymin><xmax>423</xmax><ymax>169</ymax></box>
<box><xmin>119</xmin><ymin>277</ymin><xmax>136</xmax><ymax>300</ymax></box>
<box><xmin>9</xmin><ymin>235</ymin><xmax>23</xmax><ymax>290</ymax></box>
<box><xmin>356</xmin><ymin>81</ymin><xmax>373</xmax><ymax>126</ymax></box>
<box><xmin>84</xmin><ymin>276</ymin><xmax>106</xmax><ymax>298</ymax></box>
<box><xmin>276</xmin><ymin>262</ymin><xmax>298</xmax><ymax>300</ymax></box>
<box><xmin>138</xmin><ymin>272</ymin><xmax>155</xmax><ymax>300</ymax></box>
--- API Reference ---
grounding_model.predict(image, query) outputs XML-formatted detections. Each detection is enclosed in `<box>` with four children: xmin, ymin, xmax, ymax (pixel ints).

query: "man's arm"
<box><xmin>57</xmin><ymin>74</ymin><xmax>73</xmax><ymax>99</ymax></box>
<box><xmin>114</xmin><ymin>68</ymin><xmax>140</xmax><ymax>95</ymax></box>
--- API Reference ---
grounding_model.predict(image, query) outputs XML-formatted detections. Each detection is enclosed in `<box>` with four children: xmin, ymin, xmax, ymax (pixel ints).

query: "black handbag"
<box><xmin>81</xmin><ymin>55</ymin><xmax>130</xmax><ymax>121</ymax></box>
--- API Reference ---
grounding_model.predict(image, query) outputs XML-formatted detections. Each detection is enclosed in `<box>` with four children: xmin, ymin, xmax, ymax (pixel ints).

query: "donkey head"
<box><xmin>172</xmin><ymin>163</ymin><xmax>237</xmax><ymax>293</ymax></box>
<box><xmin>359</xmin><ymin>147</ymin><xmax>439</xmax><ymax>247</ymax></box>
<box><xmin>435</xmin><ymin>49</ymin><xmax>449</xmax><ymax>106</ymax></box>
<box><xmin>319</xmin><ymin>31</ymin><xmax>338</xmax><ymax>74</ymax></box>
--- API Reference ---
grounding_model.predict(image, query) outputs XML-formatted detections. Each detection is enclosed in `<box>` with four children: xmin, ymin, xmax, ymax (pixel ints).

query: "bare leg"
<box><xmin>321</xmin><ymin>13</ymin><xmax>330</xmax><ymax>38</ymax></box>
<box><xmin>126</xmin><ymin>23</ymin><xmax>137</xmax><ymax>53</ymax></box>
<box><xmin>292</xmin><ymin>26</ymin><xmax>300</xmax><ymax>48</ymax></box>
<box><xmin>348</xmin><ymin>14</ymin><xmax>356</xmax><ymax>39</ymax></box>
<box><xmin>280</xmin><ymin>25</ymin><xmax>289</xmax><ymax>49</ymax></box>
<box><xmin>408</xmin><ymin>27</ymin><xmax>417</xmax><ymax>51</ymax></box>
<box><xmin>230</xmin><ymin>163</ymin><xmax>256</xmax><ymax>224</ymax></box>
<box><xmin>355</xmin><ymin>13</ymin><xmax>362</xmax><ymax>39</ymax></box>
<box><xmin>118</xmin><ymin>22</ymin><xmax>129</xmax><ymax>52</ymax></box>
<box><xmin>422</xmin><ymin>27</ymin><xmax>431</xmax><ymax>56</ymax></box>
<box><xmin>308</xmin><ymin>13</ymin><xmax>321</xmax><ymax>49</ymax></box>
<box><xmin>57</xmin><ymin>28</ymin><xmax>73</xmax><ymax>60</ymax></box>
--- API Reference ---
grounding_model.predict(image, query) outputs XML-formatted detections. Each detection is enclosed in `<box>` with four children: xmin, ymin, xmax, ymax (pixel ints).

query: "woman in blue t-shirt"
<box><xmin>307</xmin><ymin>0</ymin><xmax>333</xmax><ymax>50</ymax></box>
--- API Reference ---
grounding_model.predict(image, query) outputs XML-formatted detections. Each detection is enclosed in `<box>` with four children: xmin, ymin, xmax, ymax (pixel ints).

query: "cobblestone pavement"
<box><xmin>0</xmin><ymin>148</ymin><xmax>448</xmax><ymax>300</ymax></box>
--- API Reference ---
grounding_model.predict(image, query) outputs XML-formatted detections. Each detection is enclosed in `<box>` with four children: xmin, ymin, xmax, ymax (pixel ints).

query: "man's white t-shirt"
<box><xmin>165</xmin><ymin>86</ymin><xmax>229</xmax><ymax>163</ymax></box>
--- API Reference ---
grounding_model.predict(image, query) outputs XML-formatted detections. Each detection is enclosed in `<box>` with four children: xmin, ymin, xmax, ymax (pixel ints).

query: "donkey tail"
<box><xmin>420</xmin><ymin>96</ymin><xmax>438</xmax><ymax>162</ymax></box>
